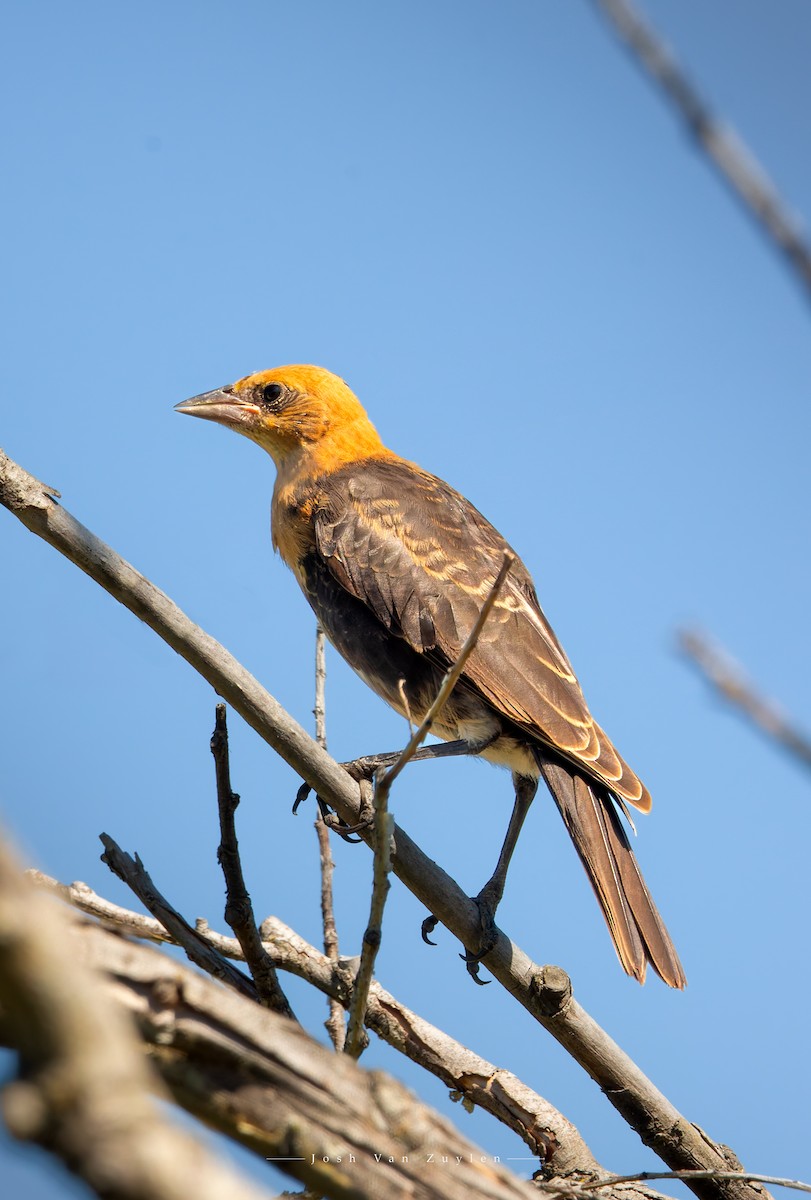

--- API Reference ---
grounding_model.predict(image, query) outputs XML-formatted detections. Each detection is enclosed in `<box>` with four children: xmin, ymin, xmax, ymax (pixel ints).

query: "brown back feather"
<box><xmin>315</xmin><ymin>457</ymin><xmax>649</xmax><ymax>807</ymax></box>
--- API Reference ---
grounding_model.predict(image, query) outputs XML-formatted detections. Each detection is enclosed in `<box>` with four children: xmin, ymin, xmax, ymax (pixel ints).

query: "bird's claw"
<box><xmin>292</xmin><ymin>781</ymin><xmax>370</xmax><ymax>843</ymax></box>
<box><xmin>421</xmin><ymin>893</ymin><xmax>498</xmax><ymax>984</ymax></box>
<box><xmin>463</xmin><ymin>956</ymin><xmax>490</xmax><ymax>986</ymax></box>
<box><xmin>421</xmin><ymin>913</ymin><xmax>439</xmax><ymax>946</ymax></box>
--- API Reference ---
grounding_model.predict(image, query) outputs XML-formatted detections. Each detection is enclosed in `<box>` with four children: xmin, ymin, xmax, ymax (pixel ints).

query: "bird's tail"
<box><xmin>537</xmin><ymin>756</ymin><xmax>686</xmax><ymax>988</ymax></box>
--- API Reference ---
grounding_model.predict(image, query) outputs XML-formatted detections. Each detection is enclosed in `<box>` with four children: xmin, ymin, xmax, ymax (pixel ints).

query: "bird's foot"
<box><xmin>459</xmin><ymin>884</ymin><xmax>503</xmax><ymax>985</ymax></box>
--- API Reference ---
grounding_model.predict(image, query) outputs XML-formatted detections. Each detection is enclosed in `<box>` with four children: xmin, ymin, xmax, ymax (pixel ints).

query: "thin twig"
<box><xmin>0</xmin><ymin>449</ymin><xmax>771</xmax><ymax>1200</ymax></box>
<box><xmin>581</xmin><ymin>1172</ymin><xmax>810</xmax><ymax>1195</ymax></box>
<box><xmin>28</xmin><ymin>871</ymin><xmax>584</xmax><ymax>1168</ymax></box>
<box><xmin>344</xmin><ymin>776</ymin><xmax>391</xmax><ymax>1059</ymax></box>
<box><xmin>345</xmin><ymin>554</ymin><xmax>514</xmax><ymax>1057</ymax></box>
<box><xmin>312</xmin><ymin>624</ymin><xmax>345</xmax><ymax>1049</ymax></box>
<box><xmin>678</xmin><ymin>627</ymin><xmax>811</xmax><ymax>772</ymax></box>
<box><xmin>314</xmin><ymin>623</ymin><xmax>327</xmax><ymax>749</ymax></box>
<box><xmin>381</xmin><ymin>551</ymin><xmax>514</xmax><ymax>793</ymax></box>
<box><xmin>592</xmin><ymin>0</ymin><xmax>811</xmax><ymax>303</ymax></box>
<box><xmin>212</xmin><ymin>704</ymin><xmax>297</xmax><ymax>1019</ymax></box>
<box><xmin>99</xmin><ymin>833</ymin><xmax>259</xmax><ymax>1001</ymax></box>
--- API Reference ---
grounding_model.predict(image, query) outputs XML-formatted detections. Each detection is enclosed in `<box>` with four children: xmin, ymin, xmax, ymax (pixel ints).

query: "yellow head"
<box><xmin>175</xmin><ymin>364</ymin><xmax>391</xmax><ymax>472</ymax></box>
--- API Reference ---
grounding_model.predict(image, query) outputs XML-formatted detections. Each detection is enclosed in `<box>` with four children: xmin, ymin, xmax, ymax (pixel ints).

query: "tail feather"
<box><xmin>538</xmin><ymin>757</ymin><xmax>686</xmax><ymax>988</ymax></box>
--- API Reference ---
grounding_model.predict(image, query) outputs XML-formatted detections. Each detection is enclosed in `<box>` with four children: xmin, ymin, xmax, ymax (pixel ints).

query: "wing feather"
<box><xmin>315</xmin><ymin>458</ymin><xmax>648</xmax><ymax>808</ymax></box>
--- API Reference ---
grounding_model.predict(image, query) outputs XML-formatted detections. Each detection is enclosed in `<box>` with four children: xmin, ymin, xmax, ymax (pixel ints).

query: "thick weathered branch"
<box><xmin>0</xmin><ymin>832</ymin><xmax>274</xmax><ymax>1200</ymax></box>
<box><xmin>0</xmin><ymin>448</ymin><xmax>768</xmax><ymax>1200</ymax></box>
<box><xmin>0</xmin><ymin>912</ymin><xmax>546</xmax><ymax>1200</ymax></box>
<box><xmin>28</xmin><ymin>872</ymin><xmax>587</xmax><ymax>1170</ymax></box>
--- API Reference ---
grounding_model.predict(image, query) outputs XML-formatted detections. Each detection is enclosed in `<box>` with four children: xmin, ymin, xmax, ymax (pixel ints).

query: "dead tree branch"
<box><xmin>27</xmin><ymin>872</ymin><xmax>585</xmax><ymax>1169</ymax></box>
<box><xmin>0</xmin><ymin>830</ymin><xmax>274</xmax><ymax>1200</ymax></box>
<box><xmin>592</xmin><ymin>0</ymin><xmax>811</xmax><ymax>303</ymax></box>
<box><xmin>313</xmin><ymin>622</ymin><xmax>346</xmax><ymax>1050</ymax></box>
<box><xmin>99</xmin><ymin>834</ymin><xmax>258</xmax><ymax>1001</ymax></box>
<box><xmin>345</xmin><ymin>552</ymin><xmax>514</xmax><ymax>1054</ymax></box>
<box><xmin>377</xmin><ymin>552</ymin><xmax>514</xmax><ymax>793</ymax></box>
<box><xmin>212</xmin><ymin>704</ymin><xmax>297</xmax><ymax>1017</ymax></box>
<box><xmin>0</xmin><ymin>447</ymin><xmax>768</xmax><ymax>1200</ymax></box>
<box><xmin>582</xmin><ymin>1172</ymin><xmax>810</xmax><ymax>1196</ymax></box>
<box><xmin>344</xmin><ymin>773</ymin><xmax>391</xmax><ymax>1059</ymax></box>
<box><xmin>0</xmin><ymin>910</ymin><xmax>547</xmax><ymax>1200</ymax></box>
<box><xmin>678</xmin><ymin>628</ymin><xmax>811</xmax><ymax>773</ymax></box>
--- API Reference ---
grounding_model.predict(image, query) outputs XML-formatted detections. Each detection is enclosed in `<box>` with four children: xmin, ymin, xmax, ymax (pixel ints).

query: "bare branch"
<box><xmin>345</xmin><ymin>553</ymin><xmax>514</xmax><ymax>1054</ymax></box>
<box><xmin>345</xmin><ymin>776</ymin><xmax>391</xmax><ymax>1059</ymax></box>
<box><xmin>212</xmin><ymin>704</ymin><xmax>297</xmax><ymax>1018</ymax></box>
<box><xmin>381</xmin><ymin>551</ymin><xmax>514</xmax><ymax>792</ymax></box>
<box><xmin>99</xmin><ymin>833</ymin><xmax>258</xmax><ymax>1000</ymax></box>
<box><xmin>0</xmin><ymin>832</ymin><xmax>274</xmax><ymax>1200</ymax></box>
<box><xmin>0</xmin><ymin>448</ymin><xmax>769</xmax><ymax>1200</ymax></box>
<box><xmin>582</xmin><ymin>1173</ymin><xmax>809</xmax><ymax>1196</ymax></box>
<box><xmin>678</xmin><ymin>628</ymin><xmax>811</xmax><ymax>772</ymax></box>
<box><xmin>592</xmin><ymin>0</ymin><xmax>811</xmax><ymax>302</ymax></box>
<box><xmin>28</xmin><ymin>872</ymin><xmax>588</xmax><ymax>1169</ymax></box>
<box><xmin>0</xmin><ymin>913</ymin><xmax>546</xmax><ymax>1200</ymax></box>
<box><xmin>314</xmin><ymin>622</ymin><xmax>328</xmax><ymax>750</ymax></box>
<box><xmin>313</xmin><ymin>623</ymin><xmax>346</xmax><ymax>1050</ymax></box>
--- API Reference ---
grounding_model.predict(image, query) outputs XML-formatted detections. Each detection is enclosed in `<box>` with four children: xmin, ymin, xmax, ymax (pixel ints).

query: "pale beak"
<box><xmin>174</xmin><ymin>386</ymin><xmax>260</xmax><ymax>429</ymax></box>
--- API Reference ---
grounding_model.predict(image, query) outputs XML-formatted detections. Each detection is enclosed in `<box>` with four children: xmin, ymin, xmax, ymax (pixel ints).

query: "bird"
<box><xmin>176</xmin><ymin>364</ymin><xmax>685</xmax><ymax>988</ymax></box>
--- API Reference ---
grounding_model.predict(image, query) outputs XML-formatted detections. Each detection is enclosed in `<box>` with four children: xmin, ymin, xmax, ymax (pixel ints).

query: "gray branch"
<box><xmin>0</xmin><ymin>447</ymin><xmax>768</xmax><ymax>1200</ymax></box>
<box><xmin>29</xmin><ymin>871</ymin><xmax>585</xmax><ymax>1169</ymax></box>
<box><xmin>678</xmin><ymin>628</ymin><xmax>811</xmax><ymax>774</ymax></box>
<box><xmin>0</xmin><ymin>908</ymin><xmax>550</xmax><ymax>1200</ymax></box>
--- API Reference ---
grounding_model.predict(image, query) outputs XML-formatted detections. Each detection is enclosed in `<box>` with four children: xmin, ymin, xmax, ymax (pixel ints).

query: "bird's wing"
<box><xmin>315</xmin><ymin>458</ymin><xmax>649</xmax><ymax>809</ymax></box>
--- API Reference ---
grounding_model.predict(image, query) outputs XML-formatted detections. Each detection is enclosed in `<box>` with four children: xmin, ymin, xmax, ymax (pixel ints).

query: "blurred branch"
<box><xmin>28</xmin><ymin>872</ymin><xmax>577</xmax><ymax>1168</ymax></box>
<box><xmin>0</xmin><ymin>829</ymin><xmax>273</xmax><ymax>1200</ymax></box>
<box><xmin>678</xmin><ymin>628</ymin><xmax>811</xmax><ymax>773</ymax></box>
<box><xmin>0</xmin><ymin>909</ymin><xmax>541</xmax><ymax>1200</ymax></box>
<box><xmin>592</xmin><ymin>0</ymin><xmax>811</xmax><ymax>302</ymax></box>
<box><xmin>0</xmin><ymin>446</ymin><xmax>769</xmax><ymax>1200</ymax></box>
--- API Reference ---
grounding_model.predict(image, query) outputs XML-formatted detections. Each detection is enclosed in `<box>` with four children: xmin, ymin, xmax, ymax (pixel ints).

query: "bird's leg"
<box><xmin>341</xmin><ymin>733</ymin><xmax>498</xmax><ymax>781</ymax></box>
<box><xmin>294</xmin><ymin>734</ymin><xmax>499</xmax><ymax>836</ymax></box>
<box><xmin>459</xmin><ymin>773</ymin><xmax>538</xmax><ymax>983</ymax></box>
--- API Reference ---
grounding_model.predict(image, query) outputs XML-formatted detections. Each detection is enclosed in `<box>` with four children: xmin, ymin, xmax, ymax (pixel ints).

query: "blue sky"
<box><xmin>2</xmin><ymin>2</ymin><xmax>810</xmax><ymax>1195</ymax></box>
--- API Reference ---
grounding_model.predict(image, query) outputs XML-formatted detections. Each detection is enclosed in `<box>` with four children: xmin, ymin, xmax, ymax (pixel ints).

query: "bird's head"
<box><xmin>175</xmin><ymin>364</ymin><xmax>389</xmax><ymax>471</ymax></box>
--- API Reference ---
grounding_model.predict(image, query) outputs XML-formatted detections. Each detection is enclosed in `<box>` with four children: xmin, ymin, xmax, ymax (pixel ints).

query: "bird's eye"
<box><xmin>260</xmin><ymin>382</ymin><xmax>284</xmax><ymax>407</ymax></box>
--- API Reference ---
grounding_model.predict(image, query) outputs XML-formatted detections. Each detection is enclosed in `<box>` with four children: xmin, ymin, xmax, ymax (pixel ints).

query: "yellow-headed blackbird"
<box><xmin>177</xmin><ymin>365</ymin><xmax>685</xmax><ymax>988</ymax></box>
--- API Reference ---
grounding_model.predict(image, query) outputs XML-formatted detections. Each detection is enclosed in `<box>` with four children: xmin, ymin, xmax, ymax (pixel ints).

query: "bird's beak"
<box><xmin>174</xmin><ymin>386</ymin><xmax>261</xmax><ymax>429</ymax></box>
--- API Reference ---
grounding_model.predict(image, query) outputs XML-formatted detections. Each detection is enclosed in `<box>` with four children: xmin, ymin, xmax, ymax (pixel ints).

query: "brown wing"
<box><xmin>315</xmin><ymin>457</ymin><xmax>649</xmax><ymax>810</ymax></box>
